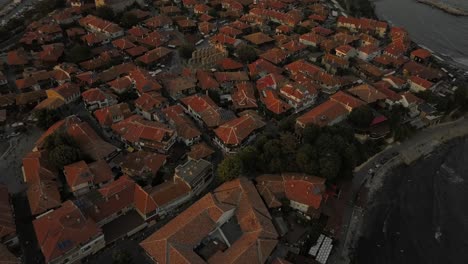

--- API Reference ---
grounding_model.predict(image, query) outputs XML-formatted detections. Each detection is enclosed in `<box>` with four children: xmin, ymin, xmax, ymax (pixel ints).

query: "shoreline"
<box><xmin>349</xmin><ymin>117</ymin><xmax>468</xmax><ymax>262</ymax></box>
<box><xmin>416</xmin><ymin>0</ymin><xmax>468</xmax><ymax>16</ymax></box>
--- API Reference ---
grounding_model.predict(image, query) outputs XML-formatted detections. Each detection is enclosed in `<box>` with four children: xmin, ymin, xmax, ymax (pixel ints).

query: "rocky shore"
<box><xmin>417</xmin><ymin>0</ymin><xmax>468</xmax><ymax>16</ymax></box>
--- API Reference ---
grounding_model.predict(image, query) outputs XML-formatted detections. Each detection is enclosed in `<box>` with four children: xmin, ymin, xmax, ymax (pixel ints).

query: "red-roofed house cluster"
<box><xmin>0</xmin><ymin>0</ymin><xmax>459</xmax><ymax>262</ymax></box>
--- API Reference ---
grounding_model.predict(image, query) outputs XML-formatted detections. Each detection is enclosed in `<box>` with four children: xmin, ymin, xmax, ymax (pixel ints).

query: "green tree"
<box><xmin>238</xmin><ymin>146</ymin><xmax>258</xmax><ymax>174</ymax></box>
<box><xmin>208</xmin><ymin>9</ymin><xmax>218</xmax><ymax>18</ymax></box>
<box><xmin>217</xmin><ymin>155</ymin><xmax>243</xmax><ymax>182</ymax></box>
<box><xmin>349</xmin><ymin>105</ymin><xmax>374</xmax><ymax>128</ymax></box>
<box><xmin>66</xmin><ymin>45</ymin><xmax>92</xmax><ymax>63</ymax></box>
<box><xmin>296</xmin><ymin>144</ymin><xmax>319</xmax><ymax>175</ymax></box>
<box><xmin>302</xmin><ymin>124</ymin><xmax>321</xmax><ymax>144</ymax></box>
<box><xmin>178</xmin><ymin>44</ymin><xmax>195</xmax><ymax>60</ymax></box>
<box><xmin>34</xmin><ymin>109</ymin><xmax>60</xmax><ymax>130</ymax></box>
<box><xmin>112</xmin><ymin>250</ymin><xmax>133</xmax><ymax>264</ymax></box>
<box><xmin>236</xmin><ymin>45</ymin><xmax>257</xmax><ymax>63</ymax></box>
<box><xmin>43</xmin><ymin>132</ymin><xmax>77</xmax><ymax>151</ymax></box>
<box><xmin>319</xmin><ymin>150</ymin><xmax>342</xmax><ymax>180</ymax></box>
<box><xmin>120</xmin><ymin>13</ymin><xmax>139</xmax><ymax>28</ymax></box>
<box><xmin>278</xmin><ymin>117</ymin><xmax>295</xmax><ymax>132</ymax></box>
<box><xmin>49</xmin><ymin>144</ymin><xmax>82</xmax><ymax>169</ymax></box>
<box><xmin>95</xmin><ymin>6</ymin><xmax>115</xmax><ymax>21</ymax></box>
<box><xmin>294</xmin><ymin>25</ymin><xmax>309</xmax><ymax>35</ymax></box>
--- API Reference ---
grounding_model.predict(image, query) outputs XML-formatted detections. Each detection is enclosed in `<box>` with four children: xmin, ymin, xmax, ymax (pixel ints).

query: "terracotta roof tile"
<box><xmin>141</xmin><ymin>178</ymin><xmax>277</xmax><ymax>264</ymax></box>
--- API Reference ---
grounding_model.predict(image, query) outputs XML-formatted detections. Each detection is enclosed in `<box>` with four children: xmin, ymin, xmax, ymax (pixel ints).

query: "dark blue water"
<box><xmin>355</xmin><ymin>137</ymin><xmax>468</xmax><ymax>264</ymax></box>
<box><xmin>375</xmin><ymin>0</ymin><xmax>468</xmax><ymax>69</ymax></box>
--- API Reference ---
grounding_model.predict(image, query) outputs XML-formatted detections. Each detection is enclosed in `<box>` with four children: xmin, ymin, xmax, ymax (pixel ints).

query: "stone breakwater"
<box><xmin>417</xmin><ymin>0</ymin><xmax>468</xmax><ymax>16</ymax></box>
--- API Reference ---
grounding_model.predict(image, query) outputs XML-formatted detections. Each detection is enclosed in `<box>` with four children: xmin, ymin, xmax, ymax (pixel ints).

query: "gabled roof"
<box><xmin>94</xmin><ymin>103</ymin><xmax>132</xmax><ymax>127</ymax></box>
<box><xmin>140</xmin><ymin>178</ymin><xmax>278</xmax><ymax>264</ymax></box>
<box><xmin>27</xmin><ymin>180</ymin><xmax>61</xmax><ymax>216</ymax></box>
<box><xmin>188</xmin><ymin>142</ymin><xmax>215</xmax><ymax>161</ymax></box>
<box><xmin>243</xmin><ymin>32</ymin><xmax>274</xmax><ymax>45</ymax></box>
<box><xmin>111</xmin><ymin>115</ymin><xmax>175</xmax><ymax>146</ymax></box>
<box><xmin>214</xmin><ymin>114</ymin><xmax>265</xmax><ymax>146</ymax></box>
<box><xmin>409</xmin><ymin>76</ymin><xmax>434</xmax><ymax>90</ymax></box>
<box><xmin>256</xmin><ymin>173</ymin><xmax>326</xmax><ymax>209</ymax></box>
<box><xmin>296</xmin><ymin>100</ymin><xmax>348</xmax><ymax>127</ymax></box>
<box><xmin>119</xmin><ymin>151</ymin><xmax>166</xmax><ymax>176</ymax></box>
<box><xmin>330</xmin><ymin>91</ymin><xmax>366</xmax><ymax>110</ymax></box>
<box><xmin>231</xmin><ymin>82</ymin><xmax>258</xmax><ymax>110</ymax></box>
<box><xmin>347</xmin><ymin>84</ymin><xmax>387</xmax><ymax>104</ymax></box>
<box><xmin>217</xmin><ymin>57</ymin><xmax>244</xmax><ymax>71</ymax></box>
<box><xmin>35</xmin><ymin>116</ymin><xmax>117</xmax><ymax>161</ymax></box>
<box><xmin>180</xmin><ymin>94</ymin><xmax>224</xmax><ymax>128</ymax></box>
<box><xmin>161</xmin><ymin>105</ymin><xmax>201</xmax><ymax>141</ymax></box>
<box><xmin>33</xmin><ymin>201</ymin><xmax>102</xmax><ymax>263</ymax></box>
<box><xmin>261</xmin><ymin>89</ymin><xmax>291</xmax><ymax>115</ymax></box>
<box><xmin>63</xmin><ymin>160</ymin><xmax>112</xmax><ymax>189</ymax></box>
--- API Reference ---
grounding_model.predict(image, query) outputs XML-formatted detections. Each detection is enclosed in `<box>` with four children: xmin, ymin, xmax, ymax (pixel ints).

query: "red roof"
<box><xmin>81</xmin><ymin>88</ymin><xmax>107</xmax><ymax>104</ymax></box>
<box><xmin>35</xmin><ymin>116</ymin><xmax>117</xmax><ymax>161</ymax></box>
<box><xmin>411</xmin><ymin>48</ymin><xmax>431</xmax><ymax>59</ymax></box>
<box><xmin>119</xmin><ymin>151</ymin><xmax>166</xmax><ymax>176</ymax></box>
<box><xmin>217</xmin><ymin>57</ymin><xmax>244</xmax><ymax>71</ymax></box>
<box><xmin>129</xmin><ymin>69</ymin><xmax>162</xmax><ymax>94</ymax></box>
<box><xmin>231</xmin><ymin>82</ymin><xmax>258</xmax><ymax>110</ymax></box>
<box><xmin>330</xmin><ymin>91</ymin><xmax>366</xmax><ymax>110</ymax></box>
<box><xmin>63</xmin><ymin>160</ymin><xmax>112</xmax><ymax>189</ymax></box>
<box><xmin>161</xmin><ymin>105</ymin><xmax>201</xmax><ymax>141</ymax></box>
<box><xmin>111</xmin><ymin>115</ymin><xmax>175</xmax><ymax>149</ymax></box>
<box><xmin>135</xmin><ymin>92</ymin><xmax>167</xmax><ymax>112</ymax></box>
<box><xmin>257</xmin><ymin>173</ymin><xmax>326</xmax><ymax>209</ymax></box>
<box><xmin>196</xmin><ymin>70</ymin><xmax>219</xmax><ymax>90</ymax></box>
<box><xmin>140</xmin><ymin>178</ymin><xmax>278</xmax><ymax>264</ymax></box>
<box><xmin>261</xmin><ymin>89</ymin><xmax>291</xmax><ymax>115</ymax></box>
<box><xmin>347</xmin><ymin>84</ymin><xmax>387</xmax><ymax>104</ymax></box>
<box><xmin>214</xmin><ymin>114</ymin><xmax>265</xmax><ymax>146</ymax></box>
<box><xmin>296</xmin><ymin>100</ymin><xmax>348</xmax><ymax>127</ymax></box>
<box><xmin>180</xmin><ymin>94</ymin><xmax>223</xmax><ymax>127</ymax></box>
<box><xmin>33</xmin><ymin>201</ymin><xmax>102</xmax><ymax>263</ymax></box>
<box><xmin>409</xmin><ymin>75</ymin><xmax>434</xmax><ymax>89</ymax></box>
<box><xmin>93</xmin><ymin>103</ymin><xmax>132</xmax><ymax>127</ymax></box>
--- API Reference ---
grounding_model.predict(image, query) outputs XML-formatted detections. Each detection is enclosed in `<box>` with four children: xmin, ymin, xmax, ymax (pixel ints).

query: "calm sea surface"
<box><xmin>374</xmin><ymin>0</ymin><xmax>468</xmax><ymax>69</ymax></box>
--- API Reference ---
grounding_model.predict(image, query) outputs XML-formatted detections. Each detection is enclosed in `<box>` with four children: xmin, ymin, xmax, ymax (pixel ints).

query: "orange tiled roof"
<box><xmin>330</xmin><ymin>91</ymin><xmax>366</xmax><ymax>110</ymax></box>
<box><xmin>180</xmin><ymin>94</ymin><xmax>224</xmax><ymax>128</ymax></box>
<box><xmin>214</xmin><ymin>114</ymin><xmax>265</xmax><ymax>146</ymax></box>
<box><xmin>231</xmin><ymin>81</ymin><xmax>258</xmax><ymax>110</ymax></box>
<box><xmin>33</xmin><ymin>201</ymin><xmax>102</xmax><ymax>263</ymax></box>
<box><xmin>296</xmin><ymin>100</ymin><xmax>348</xmax><ymax>127</ymax></box>
<box><xmin>111</xmin><ymin>115</ymin><xmax>175</xmax><ymax>147</ymax></box>
<box><xmin>140</xmin><ymin>178</ymin><xmax>278</xmax><ymax>264</ymax></box>
<box><xmin>347</xmin><ymin>84</ymin><xmax>387</xmax><ymax>104</ymax></box>
<box><xmin>257</xmin><ymin>173</ymin><xmax>326</xmax><ymax>210</ymax></box>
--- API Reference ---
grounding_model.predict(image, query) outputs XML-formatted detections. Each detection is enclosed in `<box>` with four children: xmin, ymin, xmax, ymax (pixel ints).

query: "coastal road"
<box><xmin>333</xmin><ymin>116</ymin><xmax>468</xmax><ymax>263</ymax></box>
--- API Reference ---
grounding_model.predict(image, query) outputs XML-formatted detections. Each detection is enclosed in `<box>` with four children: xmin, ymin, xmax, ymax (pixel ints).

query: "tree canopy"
<box><xmin>236</xmin><ymin>45</ymin><xmax>257</xmax><ymax>63</ymax></box>
<box><xmin>349</xmin><ymin>105</ymin><xmax>374</xmax><ymax>128</ymax></box>
<box><xmin>94</xmin><ymin>6</ymin><xmax>115</xmax><ymax>21</ymax></box>
<box><xmin>178</xmin><ymin>44</ymin><xmax>195</xmax><ymax>60</ymax></box>
<box><xmin>112</xmin><ymin>250</ymin><xmax>133</xmax><ymax>264</ymax></box>
<box><xmin>66</xmin><ymin>45</ymin><xmax>92</xmax><ymax>63</ymax></box>
<box><xmin>34</xmin><ymin>109</ymin><xmax>60</xmax><ymax>130</ymax></box>
<box><xmin>44</xmin><ymin>132</ymin><xmax>83</xmax><ymax>169</ymax></box>
<box><xmin>216</xmin><ymin>123</ymin><xmax>373</xmax><ymax>182</ymax></box>
<box><xmin>217</xmin><ymin>155</ymin><xmax>243</xmax><ymax>182</ymax></box>
<box><xmin>120</xmin><ymin>13</ymin><xmax>139</xmax><ymax>28</ymax></box>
